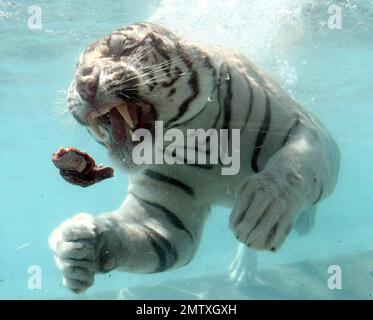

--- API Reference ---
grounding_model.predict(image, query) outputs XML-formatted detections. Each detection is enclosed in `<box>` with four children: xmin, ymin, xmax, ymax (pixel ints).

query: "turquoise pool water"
<box><xmin>0</xmin><ymin>0</ymin><xmax>372</xmax><ymax>299</ymax></box>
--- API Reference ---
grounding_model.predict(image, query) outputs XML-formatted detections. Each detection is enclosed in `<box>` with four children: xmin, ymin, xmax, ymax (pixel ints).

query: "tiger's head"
<box><xmin>67</xmin><ymin>22</ymin><xmax>215</xmax><ymax>170</ymax></box>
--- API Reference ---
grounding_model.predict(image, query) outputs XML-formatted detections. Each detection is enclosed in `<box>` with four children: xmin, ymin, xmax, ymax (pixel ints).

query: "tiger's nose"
<box><xmin>76</xmin><ymin>72</ymin><xmax>99</xmax><ymax>103</ymax></box>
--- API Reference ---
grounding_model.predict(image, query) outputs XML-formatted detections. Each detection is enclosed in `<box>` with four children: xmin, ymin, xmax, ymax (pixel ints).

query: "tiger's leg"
<box><xmin>49</xmin><ymin>174</ymin><xmax>210</xmax><ymax>293</ymax></box>
<box><xmin>228</xmin><ymin>206</ymin><xmax>316</xmax><ymax>286</ymax></box>
<box><xmin>230</xmin><ymin>129</ymin><xmax>339</xmax><ymax>251</ymax></box>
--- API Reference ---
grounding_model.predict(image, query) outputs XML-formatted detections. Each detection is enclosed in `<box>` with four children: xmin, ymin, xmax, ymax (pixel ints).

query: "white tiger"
<box><xmin>49</xmin><ymin>23</ymin><xmax>340</xmax><ymax>293</ymax></box>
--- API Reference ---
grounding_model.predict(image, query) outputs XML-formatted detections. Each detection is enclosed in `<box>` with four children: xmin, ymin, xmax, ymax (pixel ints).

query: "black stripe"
<box><xmin>142</xmin><ymin>225</ymin><xmax>178</xmax><ymax>272</ymax></box>
<box><xmin>251</xmin><ymin>91</ymin><xmax>272</xmax><ymax>173</ymax></box>
<box><xmin>130</xmin><ymin>192</ymin><xmax>194</xmax><ymax>242</ymax></box>
<box><xmin>161</xmin><ymin>66</ymin><xmax>183</xmax><ymax>88</ymax></box>
<box><xmin>222</xmin><ymin>67</ymin><xmax>233</xmax><ymax>131</ymax></box>
<box><xmin>219</xmin><ymin>66</ymin><xmax>233</xmax><ymax>164</ymax></box>
<box><xmin>169</xmin><ymin>56</ymin><xmax>217</xmax><ymax>128</ymax></box>
<box><xmin>165</xmin><ymin>43</ymin><xmax>199</xmax><ymax>128</ymax></box>
<box><xmin>212</xmin><ymin>63</ymin><xmax>233</xmax><ymax>129</ymax></box>
<box><xmin>166</xmin><ymin>71</ymin><xmax>199</xmax><ymax>128</ymax></box>
<box><xmin>313</xmin><ymin>184</ymin><xmax>324</xmax><ymax>205</ymax></box>
<box><xmin>282</xmin><ymin>116</ymin><xmax>300</xmax><ymax>146</ymax></box>
<box><xmin>221</xmin><ymin>67</ymin><xmax>232</xmax><ymax>167</ymax></box>
<box><xmin>179</xmin><ymin>101</ymin><xmax>208</xmax><ymax>127</ymax></box>
<box><xmin>144</xmin><ymin>169</ymin><xmax>195</xmax><ymax>197</ymax></box>
<box><xmin>241</xmin><ymin>76</ymin><xmax>254</xmax><ymax>131</ymax></box>
<box><xmin>186</xmin><ymin>163</ymin><xmax>213</xmax><ymax>169</ymax></box>
<box><xmin>163</xmin><ymin>149</ymin><xmax>213</xmax><ymax>169</ymax></box>
<box><xmin>141</xmin><ymin>230</ymin><xmax>167</xmax><ymax>272</ymax></box>
<box><xmin>212</xmin><ymin>88</ymin><xmax>222</xmax><ymax>129</ymax></box>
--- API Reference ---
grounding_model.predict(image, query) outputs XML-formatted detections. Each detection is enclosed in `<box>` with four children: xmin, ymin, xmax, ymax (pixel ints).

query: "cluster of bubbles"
<box><xmin>150</xmin><ymin>0</ymin><xmax>373</xmax><ymax>90</ymax></box>
<box><xmin>151</xmin><ymin>0</ymin><xmax>310</xmax><ymax>64</ymax></box>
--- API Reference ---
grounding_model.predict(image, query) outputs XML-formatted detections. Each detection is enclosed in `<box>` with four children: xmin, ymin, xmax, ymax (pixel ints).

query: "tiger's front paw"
<box><xmin>230</xmin><ymin>171</ymin><xmax>305</xmax><ymax>251</ymax></box>
<box><xmin>49</xmin><ymin>213</ymin><xmax>100</xmax><ymax>293</ymax></box>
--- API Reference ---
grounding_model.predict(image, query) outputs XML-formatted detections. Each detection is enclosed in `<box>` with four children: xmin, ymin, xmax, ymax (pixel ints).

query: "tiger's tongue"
<box><xmin>108</xmin><ymin>107</ymin><xmax>127</xmax><ymax>144</ymax></box>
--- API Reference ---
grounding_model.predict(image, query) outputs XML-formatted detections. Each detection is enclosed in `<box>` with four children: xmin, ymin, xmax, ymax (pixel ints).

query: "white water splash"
<box><xmin>150</xmin><ymin>0</ymin><xmax>373</xmax><ymax>89</ymax></box>
<box><xmin>151</xmin><ymin>0</ymin><xmax>313</xmax><ymax>64</ymax></box>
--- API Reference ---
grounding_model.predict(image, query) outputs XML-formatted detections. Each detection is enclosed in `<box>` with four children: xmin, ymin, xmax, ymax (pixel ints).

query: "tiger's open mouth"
<box><xmin>86</xmin><ymin>98</ymin><xmax>156</xmax><ymax>151</ymax></box>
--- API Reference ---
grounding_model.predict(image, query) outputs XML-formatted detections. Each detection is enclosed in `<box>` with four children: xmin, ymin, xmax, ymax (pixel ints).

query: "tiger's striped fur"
<box><xmin>49</xmin><ymin>23</ymin><xmax>340</xmax><ymax>292</ymax></box>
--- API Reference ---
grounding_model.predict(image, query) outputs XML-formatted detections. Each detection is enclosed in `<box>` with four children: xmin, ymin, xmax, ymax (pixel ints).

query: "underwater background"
<box><xmin>0</xmin><ymin>0</ymin><xmax>372</xmax><ymax>299</ymax></box>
